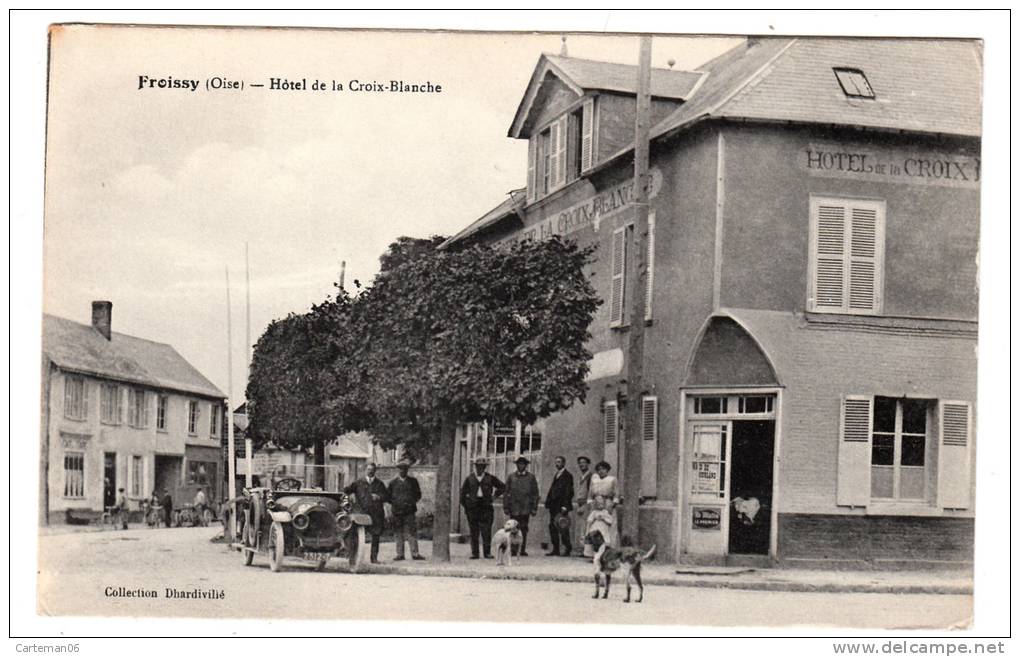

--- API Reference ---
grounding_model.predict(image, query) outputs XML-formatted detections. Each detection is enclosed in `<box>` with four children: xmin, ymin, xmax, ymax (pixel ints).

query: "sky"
<box><xmin>42</xmin><ymin>26</ymin><xmax>741</xmax><ymax>397</ymax></box>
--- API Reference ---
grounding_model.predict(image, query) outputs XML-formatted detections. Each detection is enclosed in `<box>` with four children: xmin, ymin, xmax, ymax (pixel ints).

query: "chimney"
<box><xmin>91</xmin><ymin>300</ymin><xmax>112</xmax><ymax>340</ymax></box>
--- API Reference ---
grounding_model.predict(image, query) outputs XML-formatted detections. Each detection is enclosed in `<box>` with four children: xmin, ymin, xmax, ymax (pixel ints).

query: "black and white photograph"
<box><xmin>10</xmin><ymin>9</ymin><xmax>1011</xmax><ymax>646</ymax></box>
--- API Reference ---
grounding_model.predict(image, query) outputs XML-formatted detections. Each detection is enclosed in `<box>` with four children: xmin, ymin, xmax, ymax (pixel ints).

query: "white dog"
<box><xmin>492</xmin><ymin>519</ymin><xmax>523</xmax><ymax>566</ymax></box>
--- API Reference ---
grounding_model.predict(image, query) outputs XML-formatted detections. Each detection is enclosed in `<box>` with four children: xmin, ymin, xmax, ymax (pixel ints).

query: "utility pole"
<box><xmin>243</xmin><ymin>244</ymin><xmax>253</xmax><ymax>488</ymax></box>
<box><xmin>621</xmin><ymin>35</ymin><xmax>652</xmax><ymax>540</ymax></box>
<box><xmin>225</xmin><ymin>267</ymin><xmax>238</xmax><ymax>540</ymax></box>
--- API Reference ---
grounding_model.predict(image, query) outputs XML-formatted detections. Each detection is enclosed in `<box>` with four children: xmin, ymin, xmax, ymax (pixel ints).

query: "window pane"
<box><xmin>902</xmin><ymin>399</ymin><xmax>928</xmax><ymax>434</ymax></box>
<box><xmin>740</xmin><ymin>396</ymin><xmax>768</xmax><ymax>413</ymax></box>
<box><xmin>901</xmin><ymin>434</ymin><xmax>926</xmax><ymax>466</ymax></box>
<box><xmin>871</xmin><ymin>433</ymin><xmax>894</xmax><ymax>465</ymax></box>
<box><xmin>873</xmin><ymin>397</ymin><xmax>896</xmax><ymax>433</ymax></box>
<box><xmin>871</xmin><ymin>466</ymin><xmax>894</xmax><ymax>498</ymax></box>
<box><xmin>900</xmin><ymin>467</ymin><xmax>925</xmax><ymax>499</ymax></box>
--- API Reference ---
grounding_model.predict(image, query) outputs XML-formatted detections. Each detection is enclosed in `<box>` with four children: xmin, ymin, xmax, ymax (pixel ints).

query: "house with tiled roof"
<box><xmin>41</xmin><ymin>301</ymin><xmax>227</xmax><ymax>523</ymax></box>
<box><xmin>445</xmin><ymin>37</ymin><xmax>980</xmax><ymax>568</ymax></box>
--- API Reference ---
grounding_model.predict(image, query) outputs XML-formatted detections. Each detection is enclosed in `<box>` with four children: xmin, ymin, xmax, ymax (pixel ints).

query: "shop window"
<box><xmin>64</xmin><ymin>375</ymin><xmax>88</xmax><ymax>420</ymax></box>
<box><xmin>809</xmin><ymin>197</ymin><xmax>885</xmax><ymax>315</ymax></box>
<box><xmin>100</xmin><ymin>383</ymin><xmax>122</xmax><ymax>425</ymax></box>
<box><xmin>128</xmin><ymin>389</ymin><xmax>148</xmax><ymax>428</ymax></box>
<box><xmin>63</xmin><ymin>452</ymin><xmax>85</xmax><ymax>498</ymax></box>
<box><xmin>187</xmin><ymin>460</ymin><xmax>216</xmax><ymax>488</ymax></box>
<box><xmin>187</xmin><ymin>400</ymin><xmax>199</xmax><ymax>435</ymax></box>
<box><xmin>156</xmin><ymin>395</ymin><xmax>168</xmax><ymax>432</ymax></box>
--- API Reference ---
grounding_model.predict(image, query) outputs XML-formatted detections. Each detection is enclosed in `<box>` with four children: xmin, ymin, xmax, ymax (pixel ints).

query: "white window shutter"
<box><xmin>644</xmin><ymin>211</ymin><xmax>656</xmax><ymax>321</ymax></box>
<box><xmin>837</xmin><ymin>396</ymin><xmax>872</xmax><ymax>506</ymax></box>
<box><xmin>526</xmin><ymin>136</ymin><xmax>537</xmax><ymax>204</ymax></box>
<box><xmin>82</xmin><ymin>379</ymin><xmax>89</xmax><ymax>417</ymax></box>
<box><xmin>603</xmin><ymin>401</ymin><xmax>619</xmax><ymax>473</ymax></box>
<box><xmin>811</xmin><ymin>201</ymin><xmax>847</xmax><ymax>311</ymax></box>
<box><xmin>848</xmin><ymin>204</ymin><xmax>884</xmax><ymax>313</ymax></box>
<box><xmin>549</xmin><ymin>115</ymin><xmax>568</xmax><ymax>190</ymax></box>
<box><xmin>937</xmin><ymin>401</ymin><xmax>972</xmax><ymax>509</ymax></box>
<box><xmin>580</xmin><ymin>98</ymin><xmax>595</xmax><ymax>172</ymax></box>
<box><xmin>609</xmin><ymin>227</ymin><xmax>627</xmax><ymax>326</ymax></box>
<box><xmin>640</xmin><ymin>396</ymin><xmax>658</xmax><ymax>497</ymax></box>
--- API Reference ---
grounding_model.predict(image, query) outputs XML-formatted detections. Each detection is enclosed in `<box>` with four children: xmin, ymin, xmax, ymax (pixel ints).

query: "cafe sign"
<box><xmin>803</xmin><ymin>142</ymin><xmax>980</xmax><ymax>190</ymax></box>
<box><xmin>692</xmin><ymin>506</ymin><xmax>721</xmax><ymax>531</ymax></box>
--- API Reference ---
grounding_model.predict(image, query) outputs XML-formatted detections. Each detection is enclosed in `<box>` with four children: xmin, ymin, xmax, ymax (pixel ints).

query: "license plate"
<box><xmin>303</xmin><ymin>552</ymin><xmax>328</xmax><ymax>561</ymax></box>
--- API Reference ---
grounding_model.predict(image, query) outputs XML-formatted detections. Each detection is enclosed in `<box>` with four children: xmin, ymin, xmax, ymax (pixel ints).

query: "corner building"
<box><xmin>445</xmin><ymin>38</ymin><xmax>980</xmax><ymax>568</ymax></box>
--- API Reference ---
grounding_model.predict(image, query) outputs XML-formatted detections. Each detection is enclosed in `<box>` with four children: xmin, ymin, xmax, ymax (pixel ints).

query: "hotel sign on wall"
<box><xmin>803</xmin><ymin>142</ymin><xmax>980</xmax><ymax>190</ymax></box>
<box><xmin>501</xmin><ymin>168</ymin><xmax>663</xmax><ymax>246</ymax></box>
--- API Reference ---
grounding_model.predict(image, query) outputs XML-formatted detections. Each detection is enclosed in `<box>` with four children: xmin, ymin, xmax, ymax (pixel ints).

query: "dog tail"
<box><xmin>640</xmin><ymin>545</ymin><xmax>656</xmax><ymax>562</ymax></box>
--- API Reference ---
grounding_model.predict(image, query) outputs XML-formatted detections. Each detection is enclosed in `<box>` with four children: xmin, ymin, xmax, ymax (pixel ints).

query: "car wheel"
<box><xmin>348</xmin><ymin>525</ymin><xmax>368</xmax><ymax>573</ymax></box>
<box><xmin>268</xmin><ymin>522</ymin><xmax>286</xmax><ymax>572</ymax></box>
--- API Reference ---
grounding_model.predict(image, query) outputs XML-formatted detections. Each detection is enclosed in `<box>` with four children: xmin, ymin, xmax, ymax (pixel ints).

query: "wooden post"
<box><xmin>225</xmin><ymin>267</ymin><xmax>238</xmax><ymax>540</ymax></box>
<box><xmin>622</xmin><ymin>35</ymin><xmax>653</xmax><ymax>540</ymax></box>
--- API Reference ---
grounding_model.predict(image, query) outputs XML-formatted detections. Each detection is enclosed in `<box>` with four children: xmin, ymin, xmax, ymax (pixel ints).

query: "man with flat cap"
<box><xmin>459</xmin><ymin>457</ymin><xmax>506</xmax><ymax>559</ymax></box>
<box><xmin>387</xmin><ymin>460</ymin><xmax>425</xmax><ymax>561</ymax></box>
<box><xmin>503</xmin><ymin>456</ymin><xmax>540</xmax><ymax>556</ymax></box>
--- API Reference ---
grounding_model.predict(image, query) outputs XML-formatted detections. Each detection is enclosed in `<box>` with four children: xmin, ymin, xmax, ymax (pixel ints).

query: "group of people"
<box><xmin>459</xmin><ymin>454</ymin><xmax>620</xmax><ymax>560</ymax></box>
<box><xmin>343</xmin><ymin>461</ymin><xmax>427</xmax><ymax>564</ymax></box>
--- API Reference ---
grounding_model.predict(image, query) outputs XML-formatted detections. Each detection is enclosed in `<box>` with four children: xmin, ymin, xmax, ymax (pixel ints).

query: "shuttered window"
<box><xmin>836</xmin><ymin>396</ymin><xmax>872</xmax><ymax>506</ymax></box>
<box><xmin>609</xmin><ymin>226</ymin><xmax>627</xmax><ymax>327</ymax></box>
<box><xmin>937</xmin><ymin>401</ymin><xmax>973</xmax><ymax>509</ymax></box>
<box><xmin>809</xmin><ymin>197</ymin><xmax>884</xmax><ymax>314</ymax></box>
<box><xmin>580</xmin><ymin>98</ymin><xmax>595</xmax><ymax>172</ymax></box>
<box><xmin>644</xmin><ymin>211</ymin><xmax>656</xmax><ymax>321</ymax></box>
<box><xmin>640</xmin><ymin>396</ymin><xmax>658</xmax><ymax>497</ymax></box>
<box><xmin>550</xmin><ymin>115</ymin><xmax>568</xmax><ymax>190</ymax></box>
<box><xmin>603</xmin><ymin>400</ymin><xmax>619</xmax><ymax>473</ymax></box>
<box><xmin>526</xmin><ymin>136</ymin><xmax>538</xmax><ymax>203</ymax></box>
<box><xmin>128</xmin><ymin>389</ymin><xmax>148</xmax><ymax>428</ymax></box>
<box><xmin>187</xmin><ymin>400</ymin><xmax>199</xmax><ymax>435</ymax></box>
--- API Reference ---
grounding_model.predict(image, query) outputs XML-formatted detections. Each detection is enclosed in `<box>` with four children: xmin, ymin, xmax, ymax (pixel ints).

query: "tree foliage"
<box><xmin>245</xmin><ymin>290</ymin><xmax>367</xmax><ymax>479</ymax></box>
<box><xmin>354</xmin><ymin>235</ymin><xmax>600</xmax><ymax>558</ymax></box>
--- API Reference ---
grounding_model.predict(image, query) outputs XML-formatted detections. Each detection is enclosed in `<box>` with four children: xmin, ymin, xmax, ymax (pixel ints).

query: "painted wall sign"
<box><xmin>692</xmin><ymin>506</ymin><xmax>722</xmax><ymax>530</ymax></box>
<box><xmin>60</xmin><ymin>433</ymin><xmax>91</xmax><ymax>450</ymax></box>
<box><xmin>499</xmin><ymin>168</ymin><xmax>662</xmax><ymax>246</ymax></box>
<box><xmin>803</xmin><ymin>142</ymin><xmax>980</xmax><ymax>190</ymax></box>
<box><xmin>693</xmin><ymin>461</ymin><xmax>721</xmax><ymax>493</ymax></box>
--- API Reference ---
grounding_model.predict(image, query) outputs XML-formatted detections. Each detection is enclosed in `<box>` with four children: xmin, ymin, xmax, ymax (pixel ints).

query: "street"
<box><xmin>36</xmin><ymin>526</ymin><xmax>972</xmax><ymax>628</ymax></box>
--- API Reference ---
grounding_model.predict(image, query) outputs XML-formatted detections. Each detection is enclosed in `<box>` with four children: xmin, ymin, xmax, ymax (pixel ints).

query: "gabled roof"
<box><xmin>653</xmin><ymin>37</ymin><xmax>982</xmax><ymax>142</ymax></box>
<box><xmin>43</xmin><ymin>313</ymin><xmax>224</xmax><ymax>399</ymax></box>
<box><xmin>509</xmin><ymin>53</ymin><xmax>703</xmax><ymax>138</ymax></box>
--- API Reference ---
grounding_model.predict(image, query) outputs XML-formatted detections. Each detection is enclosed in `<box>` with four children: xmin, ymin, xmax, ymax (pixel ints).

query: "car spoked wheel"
<box><xmin>268</xmin><ymin>522</ymin><xmax>286</xmax><ymax>572</ymax></box>
<box><xmin>239</xmin><ymin>514</ymin><xmax>254</xmax><ymax>566</ymax></box>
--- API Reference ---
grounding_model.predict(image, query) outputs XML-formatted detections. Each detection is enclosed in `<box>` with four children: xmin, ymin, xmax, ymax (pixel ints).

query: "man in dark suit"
<box><xmin>345</xmin><ymin>462</ymin><xmax>388</xmax><ymax>563</ymax></box>
<box><xmin>387</xmin><ymin>460</ymin><xmax>425</xmax><ymax>561</ymax></box>
<box><xmin>544</xmin><ymin>455</ymin><xmax>575</xmax><ymax>556</ymax></box>
<box><xmin>459</xmin><ymin>457</ymin><xmax>506</xmax><ymax>559</ymax></box>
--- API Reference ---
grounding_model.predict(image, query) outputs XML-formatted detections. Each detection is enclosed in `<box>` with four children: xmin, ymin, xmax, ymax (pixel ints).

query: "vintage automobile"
<box><xmin>235</xmin><ymin>466</ymin><xmax>370</xmax><ymax>572</ymax></box>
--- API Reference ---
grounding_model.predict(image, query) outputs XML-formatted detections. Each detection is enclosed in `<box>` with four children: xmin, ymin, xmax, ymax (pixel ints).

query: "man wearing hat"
<box><xmin>543</xmin><ymin>456</ymin><xmax>574</xmax><ymax>556</ymax></box>
<box><xmin>459</xmin><ymin>457</ymin><xmax>506</xmax><ymax>559</ymax></box>
<box><xmin>387</xmin><ymin>460</ymin><xmax>425</xmax><ymax>561</ymax></box>
<box><xmin>503</xmin><ymin>456</ymin><xmax>540</xmax><ymax>556</ymax></box>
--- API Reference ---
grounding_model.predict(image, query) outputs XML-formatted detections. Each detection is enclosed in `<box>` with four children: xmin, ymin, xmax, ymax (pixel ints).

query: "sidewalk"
<box><xmin>345</xmin><ymin>539</ymin><xmax>972</xmax><ymax>595</ymax></box>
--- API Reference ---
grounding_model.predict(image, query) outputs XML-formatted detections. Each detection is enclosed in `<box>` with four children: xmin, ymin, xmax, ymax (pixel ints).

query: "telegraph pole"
<box><xmin>621</xmin><ymin>35</ymin><xmax>653</xmax><ymax>540</ymax></box>
<box><xmin>244</xmin><ymin>244</ymin><xmax>253</xmax><ymax>488</ymax></box>
<box><xmin>225</xmin><ymin>267</ymin><xmax>238</xmax><ymax>540</ymax></box>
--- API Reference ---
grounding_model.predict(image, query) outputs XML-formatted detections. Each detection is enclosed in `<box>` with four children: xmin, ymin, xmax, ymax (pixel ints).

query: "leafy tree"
<box><xmin>378</xmin><ymin>234</ymin><xmax>450</xmax><ymax>274</ymax></box>
<box><xmin>245</xmin><ymin>290</ymin><xmax>366</xmax><ymax>487</ymax></box>
<box><xmin>353</xmin><ymin>236</ymin><xmax>600</xmax><ymax>560</ymax></box>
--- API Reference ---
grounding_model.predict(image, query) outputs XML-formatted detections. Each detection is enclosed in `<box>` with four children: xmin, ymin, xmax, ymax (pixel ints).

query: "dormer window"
<box><xmin>833</xmin><ymin>67</ymin><xmax>875</xmax><ymax>99</ymax></box>
<box><xmin>526</xmin><ymin>97</ymin><xmax>596</xmax><ymax>203</ymax></box>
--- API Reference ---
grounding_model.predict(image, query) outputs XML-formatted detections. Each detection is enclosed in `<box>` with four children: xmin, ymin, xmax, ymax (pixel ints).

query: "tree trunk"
<box><xmin>313</xmin><ymin>438</ymin><xmax>326</xmax><ymax>488</ymax></box>
<box><xmin>431</xmin><ymin>417</ymin><xmax>456</xmax><ymax>562</ymax></box>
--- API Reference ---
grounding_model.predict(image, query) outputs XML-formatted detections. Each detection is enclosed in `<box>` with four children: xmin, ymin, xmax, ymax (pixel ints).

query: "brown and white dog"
<box><xmin>493</xmin><ymin>519</ymin><xmax>523</xmax><ymax>566</ymax></box>
<box><xmin>586</xmin><ymin>531</ymin><xmax>656</xmax><ymax>602</ymax></box>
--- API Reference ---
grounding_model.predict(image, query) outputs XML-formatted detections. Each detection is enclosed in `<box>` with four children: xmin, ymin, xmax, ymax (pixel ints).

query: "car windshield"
<box><xmin>268</xmin><ymin>464</ymin><xmax>347</xmax><ymax>492</ymax></box>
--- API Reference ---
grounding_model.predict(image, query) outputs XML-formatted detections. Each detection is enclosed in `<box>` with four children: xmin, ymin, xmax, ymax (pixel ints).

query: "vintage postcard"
<box><xmin>19</xmin><ymin>12</ymin><xmax>1010</xmax><ymax>641</ymax></box>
